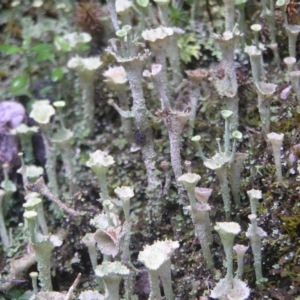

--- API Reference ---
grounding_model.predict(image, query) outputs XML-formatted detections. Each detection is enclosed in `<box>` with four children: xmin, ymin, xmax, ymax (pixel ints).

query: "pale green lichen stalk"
<box><xmin>67</xmin><ymin>56</ymin><xmax>102</xmax><ymax>136</ymax></box>
<box><xmin>86</xmin><ymin>150</ymin><xmax>115</xmax><ymax>201</ymax></box>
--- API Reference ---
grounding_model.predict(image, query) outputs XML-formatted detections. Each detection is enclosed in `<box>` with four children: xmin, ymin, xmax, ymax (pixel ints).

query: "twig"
<box><xmin>26</xmin><ymin>177</ymin><xmax>81</xmax><ymax>218</ymax></box>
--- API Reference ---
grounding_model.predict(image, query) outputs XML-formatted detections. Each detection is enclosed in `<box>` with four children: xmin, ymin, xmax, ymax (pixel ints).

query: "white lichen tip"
<box><xmin>86</xmin><ymin>150</ymin><xmax>115</xmax><ymax>171</ymax></box>
<box><xmin>90</xmin><ymin>212</ymin><xmax>119</xmax><ymax>229</ymax></box>
<box><xmin>142</xmin><ymin>27</ymin><xmax>173</xmax><ymax>43</ymax></box>
<box><xmin>114</xmin><ymin>186</ymin><xmax>134</xmax><ymax>199</ymax></box>
<box><xmin>251</xmin><ymin>24</ymin><xmax>262</xmax><ymax>32</ymax></box>
<box><xmin>67</xmin><ymin>56</ymin><xmax>102</xmax><ymax>73</ymax></box>
<box><xmin>178</xmin><ymin>173</ymin><xmax>201</xmax><ymax>186</ymax></box>
<box><xmin>153</xmin><ymin>0</ymin><xmax>170</xmax><ymax>4</ymax></box>
<box><xmin>247</xmin><ymin>189</ymin><xmax>262</xmax><ymax>200</ymax></box>
<box><xmin>143</xmin><ymin>64</ymin><xmax>162</xmax><ymax>78</ymax></box>
<box><xmin>215</xmin><ymin>222</ymin><xmax>241</xmax><ymax>235</ymax></box>
<box><xmin>82</xmin><ymin>233</ymin><xmax>96</xmax><ymax>247</ymax></box>
<box><xmin>194</xmin><ymin>187</ymin><xmax>213</xmax><ymax>203</ymax></box>
<box><xmin>214</xmin><ymin>27</ymin><xmax>242</xmax><ymax>41</ymax></box>
<box><xmin>23</xmin><ymin>197</ymin><xmax>42</xmax><ymax>210</ymax></box>
<box><xmin>138</xmin><ymin>240</ymin><xmax>179</xmax><ymax>270</ymax></box>
<box><xmin>286</xmin><ymin>25</ymin><xmax>300</xmax><ymax>34</ymax></box>
<box><xmin>283</xmin><ymin>56</ymin><xmax>296</xmax><ymax>66</ymax></box>
<box><xmin>210</xmin><ymin>277</ymin><xmax>250</xmax><ymax>300</ymax></box>
<box><xmin>255</xmin><ymin>82</ymin><xmax>277</xmax><ymax>97</ymax></box>
<box><xmin>32</xmin><ymin>0</ymin><xmax>43</xmax><ymax>8</ymax></box>
<box><xmin>244</xmin><ymin>45</ymin><xmax>262</xmax><ymax>56</ymax></box>
<box><xmin>115</xmin><ymin>0</ymin><xmax>132</xmax><ymax>13</ymax></box>
<box><xmin>29</xmin><ymin>101</ymin><xmax>55</xmax><ymax>124</ymax></box>
<box><xmin>95</xmin><ymin>261</ymin><xmax>130</xmax><ymax>278</ymax></box>
<box><xmin>55</xmin><ymin>32</ymin><xmax>92</xmax><ymax>51</ymax></box>
<box><xmin>11</xmin><ymin>124</ymin><xmax>39</xmax><ymax>135</ymax></box>
<box><xmin>23</xmin><ymin>210</ymin><xmax>38</xmax><ymax>220</ymax></box>
<box><xmin>103</xmin><ymin>66</ymin><xmax>128</xmax><ymax>85</ymax></box>
<box><xmin>94</xmin><ymin>227</ymin><xmax>122</xmax><ymax>257</ymax></box>
<box><xmin>267</xmin><ymin>132</ymin><xmax>284</xmax><ymax>146</ymax></box>
<box><xmin>233</xmin><ymin>244</ymin><xmax>249</xmax><ymax>255</ymax></box>
<box><xmin>78</xmin><ymin>290</ymin><xmax>104</xmax><ymax>300</ymax></box>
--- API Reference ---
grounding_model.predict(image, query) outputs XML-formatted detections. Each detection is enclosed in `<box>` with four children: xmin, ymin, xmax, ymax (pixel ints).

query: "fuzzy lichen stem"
<box><xmin>60</xmin><ymin>144</ymin><xmax>76</xmax><ymax>196</ymax></box>
<box><xmin>257</xmin><ymin>93</ymin><xmax>270</xmax><ymax>136</ymax></box>
<box><xmin>96</xmin><ymin>169</ymin><xmax>109</xmax><ymax>201</ymax></box>
<box><xmin>103</xmin><ymin>277</ymin><xmax>122</xmax><ymax>300</ymax></box>
<box><xmin>0</xmin><ymin>191</ymin><xmax>10</xmax><ymax>246</ymax></box>
<box><xmin>148</xmin><ymin>269</ymin><xmax>162</xmax><ymax>300</ymax></box>
<box><xmin>192</xmin><ymin>208</ymin><xmax>214</xmax><ymax>270</ymax></box>
<box><xmin>116</xmin><ymin>91</ymin><xmax>133</xmax><ymax>140</ymax></box>
<box><xmin>37</xmin><ymin>201</ymin><xmax>48</xmax><ymax>236</ymax></box>
<box><xmin>168</xmin><ymin>35</ymin><xmax>183</xmax><ymax>87</ymax></box>
<box><xmin>168</xmin><ymin>125</ymin><xmax>183</xmax><ymax>181</ymax></box>
<box><xmin>223</xmin><ymin>0</ymin><xmax>235</xmax><ymax>31</ymax></box>
<box><xmin>40</xmin><ymin>125</ymin><xmax>59</xmax><ymax>197</ymax></box>
<box><xmin>79</xmin><ymin>76</ymin><xmax>95</xmax><ymax>136</ymax></box>
<box><xmin>107</xmin><ymin>0</ymin><xmax>120</xmax><ymax>31</ymax></box>
<box><xmin>226</xmin><ymin>96</ymin><xmax>239</xmax><ymax>132</ymax></box>
<box><xmin>33</xmin><ymin>240</ymin><xmax>54</xmax><ymax>291</ymax></box>
<box><xmin>151</xmin><ymin>48</ymin><xmax>170</xmax><ymax>100</ymax></box>
<box><xmin>286</xmin><ymin>26</ymin><xmax>300</xmax><ymax>58</ymax></box>
<box><xmin>121</xmin><ymin>221</ymin><xmax>136</xmax><ymax>300</ymax></box>
<box><xmin>230</xmin><ymin>153</ymin><xmax>248</xmax><ymax>209</ymax></box>
<box><xmin>123</xmin><ymin>61</ymin><xmax>159</xmax><ymax>190</ymax></box>
<box><xmin>188</xmin><ymin>83</ymin><xmax>201</xmax><ymax>136</ymax></box>
<box><xmin>215</xmin><ymin>167</ymin><xmax>231</xmax><ymax>220</ymax></box>
<box><xmin>158</xmin><ymin>259</ymin><xmax>174</xmax><ymax>300</ymax></box>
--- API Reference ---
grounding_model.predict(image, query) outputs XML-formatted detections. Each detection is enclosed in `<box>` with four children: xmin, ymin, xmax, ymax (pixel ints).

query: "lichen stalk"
<box><xmin>285</xmin><ymin>25</ymin><xmax>300</xmax><ymax>58</ymax></box>
<box><xmin>215</xmin><ymin>167</ymin><xmax>231</xmax><ymax>220</ymax></box>
<box><xmin>122</xmin><ymin>57</ymin><xmax>159</xmax><ymax>190</ymax></box>
<box><xmin>120</xmin><ymin>221</ymin><xmax>136</xmax><ymax>300</ymax></box>
<box><xmin>257</xmin><ymin>92</ymin><xmax>270</xmax><ymax>136</ymax></box>
<box><xmin>0</xmin><ymin>190</ymin><xmax>9</xmax><ymax>246</ymax></box>
<box><xmin>163</xmin><ymin>112</ymin><xmax>189</xmax><ymax>181</ymax></box>
<box><xmin>191</xmin><ymin>205</ymin><xmax>214</xmax><ymax>270</ymax></box>
<box><xmin>103</xmin><ymin>277</ymin><xmax>122</xmax><ymax>300</ymax></box>
<box><xmin>116</xmin><ymin>90</ymin><xmax>133</xmax><ymax>140</ymax></box>
<box><xmin>40</xmin><ymin>125</ymin><xmax>59</xmax><ymax>197</ymax></box>
<box><xmin>107</xmin><ymin>0</ymin><xmax>120</xmax><ymax>31</ymax></box>
<box><xmin>267</xmin><ymin>132</ymin><xmax>284</xmax><ymax>184</ymax></box>
<box><xmin>230</xmin><ymin>153</ymin><xmax>248</xmax><ymax>208</ymax></box>
<box><xmin>37</xmin><ymin>201</ymin><xmax>48</xmax><ymax>235</ymax></box>
<box><xmin>150</xmin><ymin>46</ymin><xmax>170</xmax><ymax>99</ymax></box>
<box><xmin>158</xmin><ymin>259</ymin><xmax>174</xmax><ymax>300</ymax></box>
<box><xmin>290</xmin><ymin>71</ymin><xmax>300</xmax><ymax>108</ymax></box>
<box><xmin>79</xmin><ymin>76</ymin><xmax>95</xmax><ymax>136</ymax></box>
<box><xmin>233</xmin><ymin>244</ymin><xmax>248</xmax><ymax>280</ymax></box>
<box><xmin>33</xmin><ymin>240</ymin><xmax>54</xmax><ymax>291</ymax></box>
<box><xmin>188</xmin><ymin>82</ymin><xmax>201</xmax><ymax>136</ymax></box>
<box><xmin>246</xmin><ymin>214</ymin><xmax>267</xmax><ymax>283</ymax></box>
<box><xmin>167</xmin><ymin>29</ymin><xmax>184</xmax><ymax>87</ymax></box>
<box><xmin>60</xmin><ymin>145</ymin><xmax>76</xmax><ymax>196</ymax></box>
<box><xmin>215</xmin><ymin>222</ymin><xmax>241</xmax><ymax>283</ymax></box>
<box><xmin>148</xmin><ymin>269</ymin><xmax>162</xmax><ymax>300</ymax></box>
<box><xmin>223</xmin><ymin>0</ymin><xmax>235</xmax><ymax>31</ymax></box>
<box><xmin>245</xmin><ymin>46</ymin><xmax>264</xmax><ymax>83</ymax></box>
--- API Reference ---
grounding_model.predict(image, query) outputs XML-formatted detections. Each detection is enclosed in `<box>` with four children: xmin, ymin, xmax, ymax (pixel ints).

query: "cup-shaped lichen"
<box><xmin>86</xmin><ymin>150</ymin><xmax>115</xmax><ymax>201</ymax></box>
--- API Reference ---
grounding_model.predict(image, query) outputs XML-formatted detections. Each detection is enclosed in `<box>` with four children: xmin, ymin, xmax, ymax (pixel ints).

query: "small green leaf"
<box><xmin>34</xmin><ymin>51</ymin><xmax>55</xmax><ymax>63</ymax></box>
<box><xmin>51</xmin><ymin>68</ymin><xmax>64</xmax><ymax>82</ymax></box>
<box><xmin>0</xmin><ymin>44</ymin><xmax>21</xmax><ymax>54</ymax></box>
<box><xmin>10</xmin><ymin>74</ymin><xmax>28</xmax><ymax>93</ymax></box>
<box><xmin>31</xmin><ymin>43</ymin><xmax>54</xmax><ymax>53</ymax></box>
